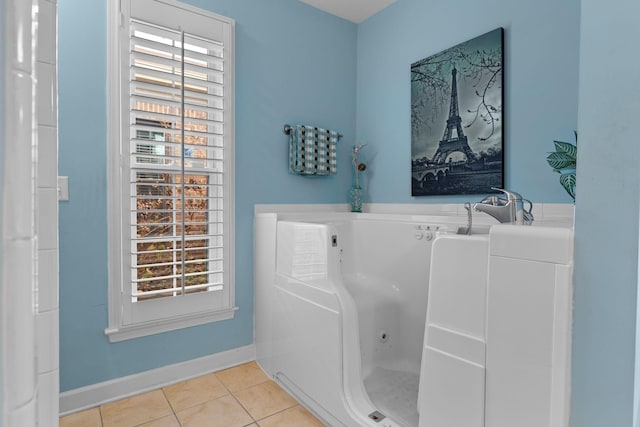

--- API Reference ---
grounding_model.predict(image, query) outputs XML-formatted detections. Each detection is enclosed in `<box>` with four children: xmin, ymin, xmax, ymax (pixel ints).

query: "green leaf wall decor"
<box><xmin>546</xmin><ymin>132</ymin><xmax>577</xmax><ymax>201</ymax></box>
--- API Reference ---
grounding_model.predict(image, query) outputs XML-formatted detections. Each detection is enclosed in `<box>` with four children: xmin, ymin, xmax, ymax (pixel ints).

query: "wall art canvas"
<box><xmin>411</xmin><ymin>28</ymin><xmax>504</xmax><ymax>196</ymax></box>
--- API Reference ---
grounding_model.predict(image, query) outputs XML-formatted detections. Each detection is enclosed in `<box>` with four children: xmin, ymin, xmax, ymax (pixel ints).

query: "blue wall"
<box><xmin>355</xmin><ymin>0</ymin><xmax>580</xmax><ymax>203</ymax></box>
<box><xmin>572</xmin><ymin>0</ymin><xmax>640</xmax><ymax>425</ymax></box>
<box><xmin>52</xmin><ymin>0</ymin><xmax>640</xmax><ymax>423</ymax></box>
<box><xmin>59</xmin><ymin>0</ymin><xmax>583</xmax><ymax>396</ymax></box>
<box><xmin>58</xmin><ymin>0</ymin><xmax>356</xmax><ymax>391</ymax></box>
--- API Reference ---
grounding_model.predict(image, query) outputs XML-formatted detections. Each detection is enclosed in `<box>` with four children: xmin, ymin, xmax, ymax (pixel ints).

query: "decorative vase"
<box><xmin>349</xmin><ymin>185</ymin><xmax>362</xmax><ymax>212</ymax></box>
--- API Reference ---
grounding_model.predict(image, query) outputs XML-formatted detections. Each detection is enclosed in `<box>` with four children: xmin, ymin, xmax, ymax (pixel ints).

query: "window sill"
<box><xmin>105</xmin><ymin>307</ymin><xmax>238</xmax><ymax>342</ymax></box>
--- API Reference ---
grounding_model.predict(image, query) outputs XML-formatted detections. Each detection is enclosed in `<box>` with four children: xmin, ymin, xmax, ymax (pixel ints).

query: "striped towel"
<box><xmin>289</xmin><ymin>125</ymin><xmax>339</xmax><ymax>175</ymax></box>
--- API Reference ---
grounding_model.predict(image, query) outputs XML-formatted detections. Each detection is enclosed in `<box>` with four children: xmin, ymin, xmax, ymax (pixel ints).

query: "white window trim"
<box><xmin>106</xmin><ymin>0</ymin><xmax>236</xmax><ymax>343</ymax></box>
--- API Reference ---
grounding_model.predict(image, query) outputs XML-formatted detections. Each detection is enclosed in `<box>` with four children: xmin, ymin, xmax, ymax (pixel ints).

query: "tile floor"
<box><xmin>59</xmin><ymin>362</ymin><xmax>325</xmax><ymax>427</ymax></box>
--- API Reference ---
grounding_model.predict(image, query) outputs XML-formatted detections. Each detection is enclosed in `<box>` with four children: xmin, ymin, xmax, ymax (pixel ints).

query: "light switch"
<box><xmin>57</xmin><ymin>176</ymin><xmax>69</xmax><ymax>201</ymax></box>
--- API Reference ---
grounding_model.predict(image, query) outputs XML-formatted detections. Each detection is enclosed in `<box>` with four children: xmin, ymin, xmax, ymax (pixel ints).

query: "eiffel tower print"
<box><xmin>432</xmin><ymin>67</ymin><xmax>477</xmax><ymax>165</ymax></box>
<box><xmin>410</xmin><ymin>28</ymin><xmax>504</xmax><ymax>196</ymax></box>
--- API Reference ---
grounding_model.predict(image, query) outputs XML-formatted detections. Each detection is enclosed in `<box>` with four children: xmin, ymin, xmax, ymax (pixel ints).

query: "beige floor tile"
<box><xmin>233</xmin><ymin>380</ymin><xmax>297</xmax><ymax>420</ymax></box>
<box><xmin>176</xmin><ymin>394</ymin><xmax>254</xmax><ymax>427</ymax></box>
<box><xmin>138</xmin><ymin>414</ymin><xmax>181</xmax><ymax>427</ymax></box>
<box><xmin>100</xmin><ymin>390</ymin><xmax>172</xmax><ymax>427</ymax></box>
<box><xmin>59</xmin><ymin>407</ymin><xmax>103</xmax><ymax>427</ymax></box>
<box><xmin>215</xmin><ymin>361</ymin><xmax>270</xmax><ymax>392</ymax></box>
<box><xmin>257</xmin><ymin>405</ymin><xmax>325</xmax><ymax>427</ymax></box>
<box><xmin>163</xmin><ymin>372</ymin><xmax>229</xmax><ymax>412</ymax></box>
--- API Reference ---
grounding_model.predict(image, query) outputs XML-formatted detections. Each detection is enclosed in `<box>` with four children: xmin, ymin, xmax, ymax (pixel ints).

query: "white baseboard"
<box><xmin>59</xmin><ymin>344</ymin><xmax>256</xmax><ymax>416</ymax></box>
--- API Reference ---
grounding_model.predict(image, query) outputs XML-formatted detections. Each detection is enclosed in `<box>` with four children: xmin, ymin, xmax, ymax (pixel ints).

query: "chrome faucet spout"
<box><xmin>472</xmin><ymin>188</ymin><xmax>534</xmax><ymax>225</ymax></box>
<box><xmin>472</xmin><ymin>201</ymin><xmax>516</xmax><ymax>224</ymax></box>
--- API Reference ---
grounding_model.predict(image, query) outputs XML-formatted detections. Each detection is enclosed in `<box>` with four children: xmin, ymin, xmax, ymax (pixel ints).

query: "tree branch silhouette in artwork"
<box><xmin>458</xmin><ymin>49</ymin><xmax>502</xmax><ymax>141</ymax></box>
<box><xmin>411</xmin><ymin>44</ymin><xmax>502</xmax><ymax>142</ymax></box>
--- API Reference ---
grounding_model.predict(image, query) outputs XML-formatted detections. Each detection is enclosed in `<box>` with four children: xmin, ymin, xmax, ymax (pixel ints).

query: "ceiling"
<box><xmin>298</xmin><ymin>0</ymin><xmax>397</xmax><ymax>23</ymax></box>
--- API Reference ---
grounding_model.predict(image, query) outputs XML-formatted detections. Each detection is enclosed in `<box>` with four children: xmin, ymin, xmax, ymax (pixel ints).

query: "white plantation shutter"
<box><xmin>109</xmin><ymin>0</ymin><xmax>235</xmax><ymax>334</ymax></box>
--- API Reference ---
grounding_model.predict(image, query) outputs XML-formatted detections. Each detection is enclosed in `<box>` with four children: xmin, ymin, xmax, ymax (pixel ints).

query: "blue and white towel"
<box><xmin>289</xmin><ymin>125</ymin><xmax>339</xmax><ymax>175</ymax></box>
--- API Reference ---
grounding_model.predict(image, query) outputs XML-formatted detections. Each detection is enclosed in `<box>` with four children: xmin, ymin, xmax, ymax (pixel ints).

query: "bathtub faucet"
<box><xmin>473</xmin><ymin>188</ymin><xmax>534</xmax><ymax>225</ymax></box>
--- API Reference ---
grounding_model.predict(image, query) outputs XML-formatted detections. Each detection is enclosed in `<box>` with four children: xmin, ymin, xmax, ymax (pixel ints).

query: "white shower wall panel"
<box><xmin>4</xmin><ymin>69</ymin><xmax>35</xmax><ymax>240</ymax></box>
<box><xmin>37</xmin><ymin>124</ymin><xmax>57</xmax><ymax>188</ymax></box>
<box><xmin>2</xmin><ymin>1</ymin><xmax>38</xmax><ymax>423</ymax></box>
<box><xmin>36</xmin><ymin>0</ymin><xmax>56</xmax><ymax>65</ymax></box>
<box><xmin>35</xmin><ymin>0</ymin><xmax>60</xmax><ymax>425</ymax></box>
<box><xmin>2</xmin><ymin>0</ymin><xmax>58</xmax><ymax>424</ymax></box>
<box><xmin>36</xmin><ymin>61</ymin><xmax>56</xmax><ymax>127</ymax></box>
<box><xmin>37</xmin><ymin>369</ymin><xmax>59</xmax><ymax>425</ymax></box>
<box><xmin>4</xmin><ymin>239</ymin><xmax>36</xmax><ymax>410</ymax></box>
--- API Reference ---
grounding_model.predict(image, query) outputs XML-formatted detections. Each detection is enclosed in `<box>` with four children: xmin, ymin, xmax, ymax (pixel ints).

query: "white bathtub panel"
<box><xmin>346</xmin><ymin>220</ymin><xmax>431</xmax><ymax>284</ymax></box>
<box><xmin>549</xmin><ymin>264</ymin><xmax>573</xmax><ymax>427</ymax></box>
<box><xmin>276</xmin><ymin>221</ymin><xmax>329</xmax><ymax>286</ymax></box>
<box><xmin>424</xmin><ymin>325</ymin><xmax>485</xmax><ymax>366</ymax></box>
<box><xmin>276</xmin><ymin>275</ymin><xmax>340</xmax><ymax>312</ymax></box>
<box><xmin>490</xmin><ymin>225</ymin><xmax>573</xmax><ymax>264</ymax></box>
<box><xmin>272</xmin><ymin>286</ymin><xmax>353</xmax><ymax>426</ymax></box>
<box><xmin>426</xmin><ymin>235</ymin><xmax>489</xmax><ymax>339</ymax></box>
<box><xmin>485</xmin><ymin>256</ymin><xmax>557</xmax><ymax>427</ymax></box>
<box><xmin>345</xmin><ymin>273</ymin><xmax>427</xmax><ymax>370</ymax></box>
<box><xmin>254</xmin><ymin>213</ymin><xmax>278</xmax><ymax>375</ymax></box>
<box><xmin>487</xmin><ymin>257</ymin><xmax>556</xmax><ymax>367</ymax></box>
<box><xmin>418</xmin><ymin>233</ymin><xmax>489</xmax><ymax>421</ymax></box>
<box><xmin>418</xmin><ymin>347</ymin><xmax>485</xmax><ymax>427</ymax></box>
<box><xmin>486</xmin><ymin>361</ymin><xmax>551</xmax><ymax>427</ymax></box>
<box><xmin>342</xmin><ymin>220</ymin><xmax>432</xmax><ymax>374</ymax></box>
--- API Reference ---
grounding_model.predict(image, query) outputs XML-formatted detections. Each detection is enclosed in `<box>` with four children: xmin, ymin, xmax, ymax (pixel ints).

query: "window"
<box><xmin>106</xmin><ymin>0</ymin><xmax>236</xmax><ymax>342</ymax></box>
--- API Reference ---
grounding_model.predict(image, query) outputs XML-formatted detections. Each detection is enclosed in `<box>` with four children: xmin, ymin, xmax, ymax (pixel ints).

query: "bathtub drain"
<box><xmin>368</xmin><ymin>410</ymin><xmax>386</xmax><ymax>422</ymax></box>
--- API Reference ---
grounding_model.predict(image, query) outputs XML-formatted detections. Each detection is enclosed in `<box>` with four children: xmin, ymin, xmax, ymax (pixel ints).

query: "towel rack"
<box><xmin>283</xmin><ymin>124</ymin><xmax>343</xmax><ymax>139</ymax></box>
<box><xmin>285</xmin><ymin>124</ymin><xmax>340</xmax><ymax>175</ymax></box>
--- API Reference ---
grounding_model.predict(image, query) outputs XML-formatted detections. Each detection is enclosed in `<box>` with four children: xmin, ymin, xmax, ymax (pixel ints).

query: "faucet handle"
<box><xmin>522</xmin><ymin>198</ymin><xmax>535</xmax><ymax>224</ymax></box>
<box><xmin>480</xmin><ymin>194</ymin><xmax>507</xmax><ymax>206</ymax></box>
<box><xmin>479</xmin><ymin>195</ymin><xmax>499</xmax><ymax>205</ymax></box>
<box><xmin>491</xmin><ymin>187</ymin><xmax>523</xmax><ymax>201</ymax></box>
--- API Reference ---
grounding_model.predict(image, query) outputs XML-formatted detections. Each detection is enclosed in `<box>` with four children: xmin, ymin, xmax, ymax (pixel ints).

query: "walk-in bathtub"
<box><xmin>254</xmin><ymin>208</ymin><xmax>573</xmax><ymax>427</ymax></box>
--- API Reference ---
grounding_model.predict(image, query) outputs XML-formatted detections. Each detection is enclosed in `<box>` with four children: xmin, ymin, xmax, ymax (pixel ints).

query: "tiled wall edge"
<box><xmin>35</xmin><ymin>1</ymin><xmax>60</xmax><ymax>426</ymax></box>
<box><xmin>36</xmin><ymin>310</ymin><xmax>59</xmax><ymax>374</ymax></box>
